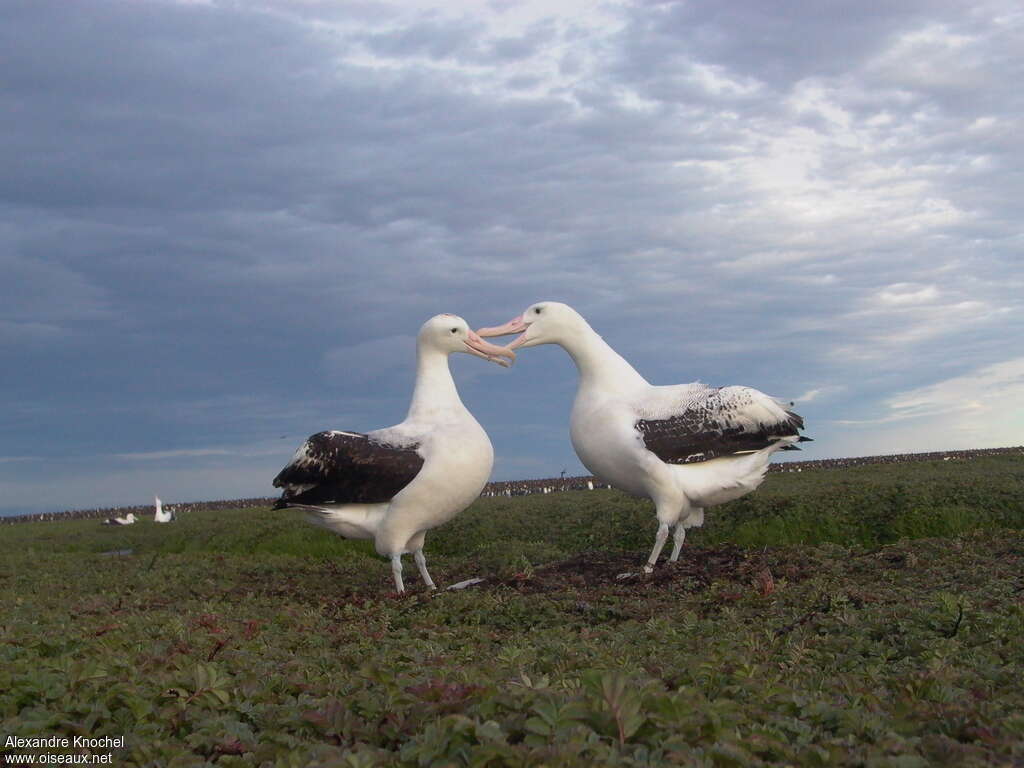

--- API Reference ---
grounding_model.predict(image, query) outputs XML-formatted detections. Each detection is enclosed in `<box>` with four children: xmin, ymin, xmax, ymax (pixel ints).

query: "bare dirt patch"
<box><xmin>478</xmin><ymin>544</ymin><xmax>817</xmax><ymax>597</ymax></box>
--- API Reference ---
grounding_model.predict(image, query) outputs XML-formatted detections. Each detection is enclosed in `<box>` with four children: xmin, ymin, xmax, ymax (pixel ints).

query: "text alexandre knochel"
<box><xmin>5</xmin><ymin>734</ymin><xmax>124</xmax><ymax>749</ymax></box>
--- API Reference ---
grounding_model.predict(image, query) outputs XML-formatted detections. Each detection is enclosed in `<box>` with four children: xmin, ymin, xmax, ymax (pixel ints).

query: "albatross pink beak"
<box><xmin>464</xmin><ymin>330</ymin><xmax>516</xmax><ymax>367</ymax></box>
<box><xmin>475</xmin><ymin>316</ymin><xmax>529</xmax><ymax>350</ymax></box>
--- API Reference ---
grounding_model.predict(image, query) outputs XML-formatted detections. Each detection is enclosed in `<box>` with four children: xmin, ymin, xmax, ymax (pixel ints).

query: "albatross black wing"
<box><xmin>272</xmin><ymin>430</ymin><xmax>424</xmax><ymax>509</ymax></box>
<box><xmin>636</xmin><ymin>385</ymin><xmax>809</xmax><ymax>465</ymax></box>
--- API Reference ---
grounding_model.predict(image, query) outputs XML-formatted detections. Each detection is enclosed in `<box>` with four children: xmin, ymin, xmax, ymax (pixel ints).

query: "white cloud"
<box><xmin>114</xmin><ymin>448</ymin><xmax>232</xmax><ymax>461</ymax></box>
<box><xmin>886</xmin><ymin>357</ymin><xmax>1024</xmax><ymax>420</ymax></box>
<box><xmin>873</xmin><ymin>283</ymin><xmax>939</xmax><ymax>306</ymax></box>
<box><xmin>796</xmin><ymin>389</ymin><xmax>822</xmax><ymax>403</ymax></box>
<box><xmin>835</xmin><ymin>358</ymin><xmax>1024</xmax><ymax>451</ymax></box>
<box><xmin>866</xmin><ymin>23</ymin><xmax>980</xmax><ymax>91</ymax></box>
<box><xmin>829</xmin><ymin>287</ymin><xmax>1014</xmax><ymax>364</ymax></box>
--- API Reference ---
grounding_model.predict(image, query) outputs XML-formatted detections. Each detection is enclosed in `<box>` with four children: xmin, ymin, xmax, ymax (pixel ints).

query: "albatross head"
<box><xmin>422</xmin><ymin>314</ymin><xmax>516</xmax><ymax>367</ymax></box>
<box><xmin>476</xmin><ymin>301</ymin><xmax>585</xmax><ymax>350</ymax></box>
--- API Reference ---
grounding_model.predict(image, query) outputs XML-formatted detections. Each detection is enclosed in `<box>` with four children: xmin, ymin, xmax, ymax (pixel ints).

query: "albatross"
<box><xmin>272</xmin><ymin>314</ymin><xmax>514</xmax><ymax>592</ymax></box>
<box><xmin>154</xmin><ymin>496</ymin><xmax>175</xmax><ymax>523</ymax></box>
<box><xmin>478</xmin><ymin>302</ymin><xmax>810</xmax><ymax>574</ymax></box>
<box><xmin>102</xmin><ymin>512</ymin><xmax>136</xmax><ymax>526</ymax></box>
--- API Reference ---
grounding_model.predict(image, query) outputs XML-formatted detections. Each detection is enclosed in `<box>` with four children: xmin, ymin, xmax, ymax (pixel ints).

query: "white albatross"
<box><xmin>154</xmin><ymin>496</ymin><xmax>175</xmax><ymax>523</ymax></box>
<box><xmin>272</xmin><ymin>314</ymin><xmax>514</xmax><ymax>592</ymax></box>
<box><xmin>102</xmin><ymin>512</ymin><xmax>137</xmax><ymax>526</ymax></box>
<box><xmin>478</xmin><ymin>302</ymin><xmax>811</xmax><ymax>574</ymax></box>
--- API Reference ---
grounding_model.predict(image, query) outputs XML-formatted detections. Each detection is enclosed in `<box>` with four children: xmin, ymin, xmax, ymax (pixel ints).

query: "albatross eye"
<box><xmin>534</xmin><ymin>307</ymin><xmax>542</xmax><ymax>314</ymax></box>
<box><xmin>450</xmin><ymin>328</ymin><xmax>458</xmax><ymax>334</ymax></box>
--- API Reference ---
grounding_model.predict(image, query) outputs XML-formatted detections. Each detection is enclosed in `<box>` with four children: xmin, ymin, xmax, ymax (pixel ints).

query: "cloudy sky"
<box><xmin>2</xmin><ymin>0</ymin><xmax>1022</xmax><ymax>514</ymax></box>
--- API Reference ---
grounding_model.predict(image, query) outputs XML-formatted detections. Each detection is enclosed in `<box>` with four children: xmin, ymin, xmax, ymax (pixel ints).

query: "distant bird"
<box><xmin>154</xmin><ymin>496</ymin><xmax>175</xmax><ymax>523</ymax></box>
<box><xmin>478</xmin><ymin>302</ymin><xmax>810</xmax><ymax>573</ymax></box>
<box><xmin>102</xmin><ymin>512</ymin><xmax>136</xmax><ymax>526</ymax></box>
<box><xmin>272</xmin><ymin>314</ymin><xmax>514</xmax><ymax>592</ymax></box>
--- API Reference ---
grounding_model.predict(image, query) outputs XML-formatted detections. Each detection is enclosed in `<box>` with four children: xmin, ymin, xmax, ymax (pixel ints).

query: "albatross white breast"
<box><xmin>478</xmin><ymin>301</ymin><xmax>811</xmax><ymax>574</ymax></box>
<box><xmin>272</xmin><ymin>314</ymin><xmax>514</xmax><ymax>592</ymax></box>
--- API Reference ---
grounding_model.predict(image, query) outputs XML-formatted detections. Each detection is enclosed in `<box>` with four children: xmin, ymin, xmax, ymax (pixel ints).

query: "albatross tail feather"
<box><xmin>302</xmin><ymin>503</ymin><xmax>389</xmax><ymax>541</ymax></box>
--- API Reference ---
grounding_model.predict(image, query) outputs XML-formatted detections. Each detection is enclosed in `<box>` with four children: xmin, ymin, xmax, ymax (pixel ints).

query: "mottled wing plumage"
<box><xmin>635</xmin><ymin>384</ymin><xmax>807</xmax><ymax>465</ymax></box>
<box><xmin>273</xmin><ymin>430</ymin><xmax>424</xmax><ymax>508</ymax></box>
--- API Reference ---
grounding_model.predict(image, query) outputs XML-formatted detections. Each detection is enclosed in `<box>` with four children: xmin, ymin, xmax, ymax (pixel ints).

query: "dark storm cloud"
<box><xmin>611</xmin><ymin>0</ymin><xmax>980</xmax><ymax>94</ymax></box>
<box><xmin>1</xmin><ymin>0</ymin><xmax>1021</xmax><ymax>512</ymax></box>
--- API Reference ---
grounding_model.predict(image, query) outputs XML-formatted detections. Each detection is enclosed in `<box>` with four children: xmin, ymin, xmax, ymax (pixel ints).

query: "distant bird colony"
<box><xmin>272</xmin><ymin>302</ymin><xmax>810</xmax><ymax>590</ymax></box>
<box><xmin>5</xmin><ymin>449</ymin><xmax>1010</xmax><ymax>527</ymax></box>
<box><xmin>100</xmin><ymin>496</ymin><xmax>176</xmax><ymax>526</ymax></box>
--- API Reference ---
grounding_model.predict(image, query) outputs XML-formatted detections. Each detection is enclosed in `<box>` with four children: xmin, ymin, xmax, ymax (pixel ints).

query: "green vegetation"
<box><xmin>2</xmin><ymin>454</ymin><xmax>1023</xmax><ymax>766</ymax></box>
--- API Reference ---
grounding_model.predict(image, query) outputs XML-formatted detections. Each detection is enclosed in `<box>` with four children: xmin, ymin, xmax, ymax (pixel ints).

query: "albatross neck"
<box><xmin>561</xmin><ymin>325</ymin><xmax>649</xmax><ymax>395</ymax></box>
<box><xmin>406</xmin><ymin>346</ymin><xmax>465</xmax><ymax>422</ymax></box>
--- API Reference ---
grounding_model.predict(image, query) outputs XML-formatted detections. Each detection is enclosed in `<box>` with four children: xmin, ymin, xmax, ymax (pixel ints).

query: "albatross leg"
<box><xmin>413</xmin><ymin>549</ymin><xmax>436</xmax><ymax>590</ymax></box>
<box><xmin>669</xmin><ymin>507</ymin><xmax>702</xmax><ymax>562</ymax></box>
<box><xmin>391</xmin><ymin>554</ymin><xmax>405</xmax><ymax>593</ymax></box>
<box><xmin>669</xmin><ymin>522</ymin><xmax>687</xmax><ymax>562</ymax></box>
<box><xmin>644</xmin><ymin>522</ymin><xmax>671</xmax><ymax>574</ymax></box>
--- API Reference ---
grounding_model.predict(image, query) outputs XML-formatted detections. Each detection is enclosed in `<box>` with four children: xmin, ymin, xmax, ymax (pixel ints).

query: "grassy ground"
<box><xmin>1</xmin><ymin>454</ymin><xmax>1023</xmax><ymax>766</ymax></box>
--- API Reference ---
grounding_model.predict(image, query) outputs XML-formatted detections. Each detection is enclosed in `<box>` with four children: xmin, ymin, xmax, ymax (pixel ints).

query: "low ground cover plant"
<box><xmin>2</xmin><ymin>454</ymin><xmax>1022</xmax><ymax>765</ymax></box>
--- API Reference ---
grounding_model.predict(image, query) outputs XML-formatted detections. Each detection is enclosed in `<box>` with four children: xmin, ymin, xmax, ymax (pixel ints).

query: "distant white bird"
<box><xmin>102</xmin><ymin>512</ymin><xmax>137</xmax><ymax>526</ymax></box>
<box><xmin>272</xmin><ymin>314</ymin><xmax>514</xmax><ymax>592</ymax></box>
<box><xmin>478</xmin><ymin>302</ymin><xmax>810</xmax><ymax>573</ymax></box>
<box><xmin>154</xmin><ymin>496</ymin><xmax>175</xmax><ymax>523</ymax></box>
